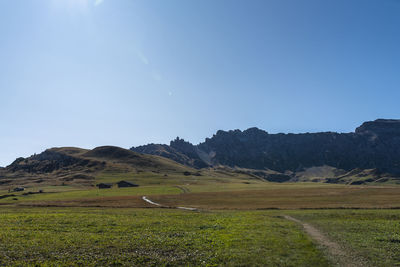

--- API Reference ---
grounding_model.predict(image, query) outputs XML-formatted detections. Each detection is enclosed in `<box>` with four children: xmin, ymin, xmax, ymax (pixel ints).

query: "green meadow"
<box><xmin>0</xmin><ymin>208</ymin><xmax>328</xmax><ymax>266</ymax></box>
<box><xmin>1</xmin><ymin>207</ymin><xmax>400</xmax><ymax>266</ymax></box>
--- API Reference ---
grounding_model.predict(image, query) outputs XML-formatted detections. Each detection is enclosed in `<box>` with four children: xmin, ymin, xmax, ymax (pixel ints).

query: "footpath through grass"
<box><xmin>0</xmin><ymin>208</ymin><xmax>328</xmax><ymax>266</ymax></box>
<box><xmin>287</xmin><ymin>209</ymin><xmax>400</xmax><ymax>266</ymax></box>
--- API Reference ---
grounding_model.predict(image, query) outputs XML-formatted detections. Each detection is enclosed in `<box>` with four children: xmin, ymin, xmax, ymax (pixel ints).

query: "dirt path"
<box><xmin>174</xmin><ymin>186</ymin><xmax>191</xmax><ymax>194</ymax></box>
<box><xmin>142</xmin><ymin>196</ymin><xmax>197</xmax><ymax>211</ymax></box>
<box><xmin>142</xmin><ymin>196</ymin><xmax>161</xmax><ymax>206</ymax></box>
<box><xmin>284</xmin><ymin>215</ymin><xmax>367</xmax><ymax>267</ymax></box>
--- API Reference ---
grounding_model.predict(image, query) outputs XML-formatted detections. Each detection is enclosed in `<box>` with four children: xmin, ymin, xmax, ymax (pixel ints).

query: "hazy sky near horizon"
<box><xmin>1</xmin><ymin>0</ymin><xmax>400</xmax><ymax>166</ymax></box>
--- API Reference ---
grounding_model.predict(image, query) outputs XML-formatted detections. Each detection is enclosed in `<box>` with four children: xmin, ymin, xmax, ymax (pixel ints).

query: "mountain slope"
<box><xmin>0</xmin><ymin>146</ymin><xmax>194</xmax><ymax>188</ymax></box>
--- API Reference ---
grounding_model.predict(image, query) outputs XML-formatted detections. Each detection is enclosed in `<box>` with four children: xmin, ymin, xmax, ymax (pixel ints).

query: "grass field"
<box><xmin>0</xmin><ymin>208</ymin><xmax>328</xmax><ymax>266</ymax></box>
<box><xmin>149</xmin><ymin>185</ymin><xmax>400</xmax><ymax>210</ymax></box>
<box><xmin>2</xmin><ymin>181</ymin><xmax>400</xmax><ymax>210</ymax></box>
<box><xmin>1</xmin><ymin>208</ymin><xmax>399</xmax><ymax>266</ymax></box>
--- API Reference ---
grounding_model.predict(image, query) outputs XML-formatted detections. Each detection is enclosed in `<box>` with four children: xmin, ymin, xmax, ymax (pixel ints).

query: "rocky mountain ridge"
<box><xmin>131</xmin><ymin>119</ymin><xmax>400</xmax><ymax>178</ymax></box>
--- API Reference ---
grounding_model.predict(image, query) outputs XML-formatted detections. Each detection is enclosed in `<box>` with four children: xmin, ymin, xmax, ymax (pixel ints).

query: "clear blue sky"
<box><xmin>1</xmin><ymin>0</ymin><xmax>399</xmax><ymax>166</ymax></box>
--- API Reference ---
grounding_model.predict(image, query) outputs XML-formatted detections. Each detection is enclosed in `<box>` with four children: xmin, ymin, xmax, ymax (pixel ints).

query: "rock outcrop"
<box><xmin>133</xmin><ymin>138</ymin><xmax>208</xmax><ymax>168</ymax></box>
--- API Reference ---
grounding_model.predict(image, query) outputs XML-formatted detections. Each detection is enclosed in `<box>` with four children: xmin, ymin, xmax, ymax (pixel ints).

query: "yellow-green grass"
<box><xmin>94</xmin><ymin>169</ymin><xmax>259</xmax><ymax>186</ymax></box>
<box><xmin>0</xmin><ymin>208</ymin><xmax>329</xmax><ymax>266</ymax></box>
<box><xmin>0</xmin><ymin>179</ymin><xmax>349</xmax><ymax>205</ymax></box>
<box><xmin>0</xmin><ymin>185</ymin><xmax>181</xmax><ymax>205</ymax></box>
<box><xmin>286</xmin><ymin>209</ymin><xmax>400</xmax><ymax>266</ymax></box>
<box><xmin>184</xmin><ymin>181</ymin><xmax>349</xmax><ymax>193</ymax></box>
<box><xmin>95</xmin><ymin>169</ymin><xmax>354</xmax><ymax>194</ymax></box>
<box><xmin>3</xmin><ymin>181</ymin><xmax>400</xmax><ymax>210</ymax></box>
<box><xmin>149</xmin><ymin>185</ymin><xmax>400</xmax><ymax>210</ymax></box>
<box><xmin>0</xmin><ymin>171</ymin><xmax>272</xmax><ymax>206</ymax></box>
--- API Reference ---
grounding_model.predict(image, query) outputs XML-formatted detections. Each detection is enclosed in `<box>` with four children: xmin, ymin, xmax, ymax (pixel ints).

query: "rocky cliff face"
<box><xmin>131</xmin><ymin>119</ymin><xmax>400</xmax><ymax>176</ymax></box>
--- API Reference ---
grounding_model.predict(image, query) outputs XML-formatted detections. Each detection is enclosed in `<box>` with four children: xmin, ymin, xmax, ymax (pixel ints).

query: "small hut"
<box><xmin>13</xmin><ymin>187</ymin><xmax>25</xmax><ymax>192</ymax></box>
<box><xmin>117</xmin><ymin>181</ymin><xmax>139</xmax><ymax>188</ymax></box>
<box><xmin>96</xmin><ymin>183</ymin><xmax>113</xmax><ymax>189</ymax></box>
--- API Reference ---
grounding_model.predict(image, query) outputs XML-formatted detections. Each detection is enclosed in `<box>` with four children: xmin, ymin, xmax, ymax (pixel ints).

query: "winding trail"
<box><xmin>284</xmin><ymin>215</ymin><xmax>367</xmax><ymax>267</ymax></box>
<box><xmin>142</xmin><ymin>196</ymin><xmax>161</xmax><ymax>206</ymax></box>
<box><xmin>142</xmin><ymin>196</ymin><xmax>197</xmax><ymax>211</ymax></box>
<box><xmin>174</xmin><ymin>186</ymin><xmax>191</xmax><ymax>194</ymax></box>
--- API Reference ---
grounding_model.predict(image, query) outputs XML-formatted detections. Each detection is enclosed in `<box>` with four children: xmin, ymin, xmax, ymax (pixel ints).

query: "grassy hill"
<box><xmin>0</xmin><ymin>146</ymin><xmax>199</xmax><ymax>189</ymax></box>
